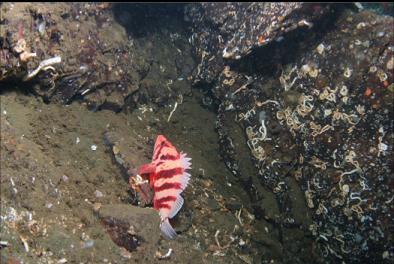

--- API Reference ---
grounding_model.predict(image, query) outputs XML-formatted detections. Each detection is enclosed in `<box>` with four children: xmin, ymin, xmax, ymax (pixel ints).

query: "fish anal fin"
<box><xmin>160</xmin><ymin>218</ymin><xmax>177</xmax><ymax>239</ymax></box>
<box><xmin>168</xmin><ymin>195</ymin><xmax>184</xmax><ymax>219</ymax></box>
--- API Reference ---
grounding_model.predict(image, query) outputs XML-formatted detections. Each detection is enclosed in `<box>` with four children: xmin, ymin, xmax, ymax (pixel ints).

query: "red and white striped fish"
<box><xmin>135</xmin><ymin>135</ymin><xmax>192</xmax><ymax>239</ymax></box>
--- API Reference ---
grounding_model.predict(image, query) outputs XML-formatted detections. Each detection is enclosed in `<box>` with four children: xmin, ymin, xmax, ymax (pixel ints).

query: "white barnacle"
<box><xmin>356</xmin><ymin>22</ymin><xmax>366</xmax><ymax>29</ymax></box>
<box><xmin>339</xmin><ymin>85</ymin><xmax>348</xmax><ymax>96</ymax></box>
<box><xmin>301</xmin><ymin>64</ymin><xmax>311</xmax><ymax>75</ymax></box>
<box><xmin>377</xmin><ymin>70</ymin><xmax>388</xmax><ymax>82</ymax></box>
<box><xmin>316</xmin><ymin>43</ymin><xmax>325</xmax><ymax>55</ymax></box>
<box><xmin>343</xmin><ymin>67</ymin><xmax>352</xmax><ymax>78</ymax></box>
<box><xmin>222</xmin><ymin>47</ymin><xmax>233</xmax><ymax>59</ymax></box>
<box><xmin>369</xmin><ymin>65</ymin><xmax>377</xmax><ymax>73</ymax></box>
<box><xmin>341</xmin><ymin>184</ymin><xmax>350</xmax><ymax>197</ymax></box>
<box><xmin>296</xmin><ymin>94</ymin><xmax>314</xmax><ymax>117</ymax></box>
<box><xmin>305</xmin><ymin>190</ymin><xmax>314</xmax><ymax>208</ymax></box>
<box><xmin>308</xmin><ymin>67</ymin><xmax>319</xmax><ymax>78</ymax></box>
<box><xmin>378</xmin><ymin>142</ymin><xmax>388</xmax><ymax>156</ymax></box>
<box><xmin>246</xmin><ymin>126</ymin><xmax>257</xmax><ymax>140</ymax></box>
<box><xmin>298</xmin><ymin>19</ymin><xmax>313</xmax><ymax>29</ymax></box>
<box><xmin>324</xmin><ymin>109</ymin><xmax>332</xmax><ymax>118</ymax></box>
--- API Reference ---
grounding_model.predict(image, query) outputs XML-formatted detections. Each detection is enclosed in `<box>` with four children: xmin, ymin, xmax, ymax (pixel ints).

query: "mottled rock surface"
<box><xmin>97</xmin><ymin>204</ymin><xmax>160</xmax><ymax>260</ymax></box>
<box><xmin>0</xmin><ymin>3</ymin><xmax>195</xmax><ymax>110</ymax></box>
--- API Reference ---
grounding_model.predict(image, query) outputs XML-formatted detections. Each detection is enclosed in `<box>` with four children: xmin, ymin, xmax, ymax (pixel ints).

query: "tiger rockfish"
<box><xmin>130</xmin><ymin>135</ymin><xmax>192</xmax><ymax>239</ymax></box>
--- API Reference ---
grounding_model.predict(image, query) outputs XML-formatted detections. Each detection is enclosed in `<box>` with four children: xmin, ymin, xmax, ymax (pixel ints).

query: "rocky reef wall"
<box><xmin>1</xmin><ymin>2</ymin><xmax>393</xmax><ymax>263</ymax></box>
<box><xmin>185</xmin><ymin>3</ymin><xmax>393</xmax><ymax>263</ymax></box>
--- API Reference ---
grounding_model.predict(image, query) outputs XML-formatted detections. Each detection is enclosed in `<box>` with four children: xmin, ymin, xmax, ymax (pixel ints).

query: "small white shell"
<box><xmin>316</xmin><ymin>43</ymin><xmax>325</xmax><ymax>55</ymax></box>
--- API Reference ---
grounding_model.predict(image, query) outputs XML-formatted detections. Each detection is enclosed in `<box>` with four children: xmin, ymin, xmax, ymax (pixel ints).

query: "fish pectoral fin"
<box><xmin>138</xmin><ymin>163</ymin><xmax>156</xmax><ymax>174</ymax></box>
<box><xmin>160</xmin><ymin>218</ymin><xmax>177</xmax><ymax>239</ymax></box>
<box><xmin>168</xmin><ymin>195</ymin><xmax>184</xmax><ymax>219</ymax></box>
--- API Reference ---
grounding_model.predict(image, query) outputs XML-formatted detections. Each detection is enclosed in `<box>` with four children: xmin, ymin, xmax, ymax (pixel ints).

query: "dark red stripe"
<box><xmin>155</xmin><ymin>182</ymin><xmax>181</xmax><ymax>192</ymax></box>
<box><xmin>160</xmin><ymin>154</ymin><xmax>179</xmax><ymax>160</ymax></box>
<box><xmin>155</xmin><ymin>196</ymin><xmax>177</xmax><ymax>210</ymax></box>
<box><xmin>154</xmin><ymin>154</ymin><xmax>179</xmax><ymax>166</ymax></box>
<box><xmin>154</xmin><ymin>199</ymin><xmax>171</xmax><ymax>210</ymax></box>
<box><xmin>154</xmin><ymin>196</ymin><xmax>176</xmax><ymax>210</ymax></box>
<box><xmin>154</xmin><ymin>141</ymin><xmax>168</xmax><ymax>160</ymax></box>
<box><xmin>157</xmin><ymin>203</ymin><xmax>171</xmax><ymax>209</ymax></box>
<box><xmin>156</xmin><ymin>167</ymin><xmax>183</xmax><ymax>179</ymax></box>
<box><xmin>156</xmin><ymin>196</ymin><xmax>177</xmax><ymax>204</ymax></box>
<box><xmin>156</xmin><ymin>161</ymin><xmax>165</xmax><ymax>166</ymax></box>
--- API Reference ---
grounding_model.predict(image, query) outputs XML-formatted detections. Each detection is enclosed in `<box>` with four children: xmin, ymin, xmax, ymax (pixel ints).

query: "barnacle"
<box><xmin>310</xmin><ymin>122</ymin><xmax>332</xmax><ymax>138</ymax></box>
<box><xmin>223</xmin><ymin>66</ymin><xmax>233</xmax><ymax>78</ymax></box>
<box><xmin>246</xmin><ymin>126</ymin><xmax>257</xmax><ymax>140</ymax></box>
<box><xmin>319</xmin><ymin>86</ymin><xmax>337</xmax><ymax>102</ymax></box>
<box><xmin>332</xmin><ymin>109</ymin><xmax>360</xmax><ymax>126</ymax></box>
<box><xmin>369</xmin><ymin>65</ymin><xmax>377</xmax><ymax>73</ymax></box>
<box><xmin>273</xmin><ymin>182</ymin><xmax>285</xmax><ymax>194</ymax></box>
<box><xmin>356</xmin><ymin>22</ymin><xmax>366</xmax><ymax>29</ymax></box>
<box><xmin>277</xmin><ymin>107</ymin><xmax>304</xmax><ymax>136</ymax></box>
<box><xmin>316</xmin><ymin>202</ymin><xmax>328</xmax><ymax>215</ymax></box>
<box><xmin>356</xmin><ymin>105</ymin><xmax>365</xmax><ymax>115</ymax></box>
<box><xmin>339</xmin><ymin>85</ymin><xmax>348</xmax><ymax>97</ymax></box>
<box><xmin>344</xmin><ymin>151</ymin><xmax>359</xmax><ymax>168</ymax></box>
<box><xmin>223</xmin><ymin>78</ymin><xmax>235</xmax><ymax>86</ymax></box>
<box><xmin>324</xmin><ymin>109</ymin><xmax>332</xmax><ymax>117</ymax></box>
<box><xmin>296</xmin><ymin>94</ymin><xmax>314</xmax><ymax>117</ymax></box>
<box><xmin>387</xmin><ymin>57</ymin><xmax>393</xmax><ymax>70</ymax></box>
<box><xmin>350</xmin><ymin>204</ymin><xmax>364</xmax><ymax>218</ymax></box>
<box><xmin>294</xmin><ymin>168</ymin><xmax>302</xmax><ymax>181</ymax></box>
<box><xmin>246</xmin><ymin>119</ymin><xmax>271</xmax><ymax>162</ymax></box>
<box><xmin>331</xmin><ymin>198</ymin><xmax>345</xmax><ymax>207</ymax></box>
<box><xmin>310</xmin><ymin>156</ymin><xmax>327</xmax><ymax>170</ymax></box>
<box><xmin>340</xmin><ymin>184</ymin><xmax>350</xmax><ymax>197</ymax></box>
<box><xmin>304</xmin><ymin>180</ymin><xmax>316</xmax><ymax>208</ymax></box>
<box><xmin>343</xmin><ymin>67</ymin><xmax>352</xmax><ymax>78</ymax></box>
<box><xmin>377</xmin><ymin>70</ymin><xmax>387</xmax><ymax>82</ymax></box>
<box><xmin>316</xmin><ymin>43</ymin><xmax>325</xmax><ymax>55</ymax></box>
<box><xmin>308</xmin><ymin>67</ymin><xmax>319</xmax><ymax>78</ymax></box>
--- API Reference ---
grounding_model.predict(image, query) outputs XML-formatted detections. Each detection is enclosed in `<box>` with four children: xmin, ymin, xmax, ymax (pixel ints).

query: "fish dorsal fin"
<box><xmin>168</xmin><ymin>195</ymin><xmax>184</xmax><ymax>219</ymax></box>
<box><xmin>179</xmin><ymin>152</ymin><xmax>192</xmax><ymax>191</ymax></box>
<box><xmin>153</xmin><ymin>135</ymin><xmax>177</xmax><ymax>162</ymax></box>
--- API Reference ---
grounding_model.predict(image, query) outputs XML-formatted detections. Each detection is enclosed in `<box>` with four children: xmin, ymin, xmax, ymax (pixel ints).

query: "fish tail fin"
<box><xmin>160</xmin><ymin>218</ymin><xmax>177</xmax><ymax>239</ymax></box>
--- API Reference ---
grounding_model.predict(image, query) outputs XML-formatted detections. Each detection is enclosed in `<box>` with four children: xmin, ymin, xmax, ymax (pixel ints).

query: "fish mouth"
<box><xmin>129</xmin><ymin>174</ymin><xmax>149</xmax><ymax>188</ymax></box>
